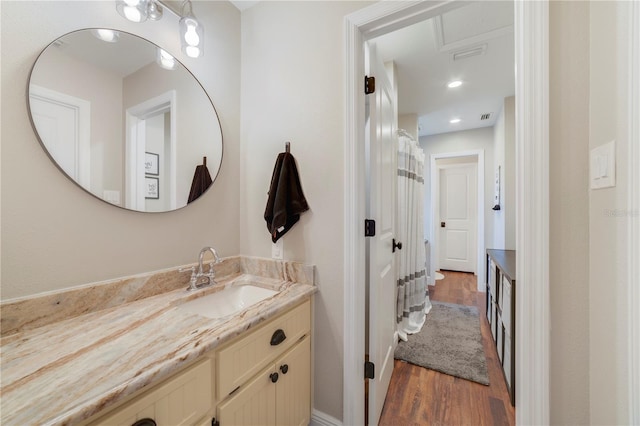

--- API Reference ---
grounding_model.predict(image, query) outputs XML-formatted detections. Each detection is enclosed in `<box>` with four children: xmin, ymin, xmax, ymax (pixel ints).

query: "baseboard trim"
<box><xmin>310</xmin><ymin>409</ymin><xmax>342</xmax><ymax>426</ymax></box>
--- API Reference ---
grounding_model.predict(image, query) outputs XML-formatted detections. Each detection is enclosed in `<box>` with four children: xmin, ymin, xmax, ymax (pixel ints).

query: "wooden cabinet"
<box><xmin>91</xmin><ymin>358</ymin><xmax>214</xmax><ymax>426</ymax></box>
<box><xmin>216</xmin><ymin>300</ymin><xmax>311</xmax><ymax>426</ymax></box>
<box><xmin>486</xmin><ymin>249</ymin><xmax>516</xmax><ymax>405</ymax></box>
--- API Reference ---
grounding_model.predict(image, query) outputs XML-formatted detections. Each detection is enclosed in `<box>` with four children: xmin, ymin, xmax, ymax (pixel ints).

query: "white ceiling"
<box><xmin>228</xmin><ymin>1</ymin><xmax>261</xmax><ymax>11</ymax></box>
<box><xmin>55</xmin><ymin>31</ymin><xmax>156</xmax><ymax>78</ymax></box>
<box><xmin>373</xmin><ymin>1</ymin><xmax>515</xmax><ymax>137</ymax></box>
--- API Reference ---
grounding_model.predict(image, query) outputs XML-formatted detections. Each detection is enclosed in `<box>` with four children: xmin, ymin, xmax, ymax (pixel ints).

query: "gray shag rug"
<box><xmin>394</xmin><ymin>301</ymin><xmax>490</xmax><ymax>385</ymax></box>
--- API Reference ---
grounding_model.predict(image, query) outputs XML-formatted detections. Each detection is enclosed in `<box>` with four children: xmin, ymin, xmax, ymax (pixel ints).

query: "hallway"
<box><xmin>379</xmin><ymin>271</ymin><xmax>515</xmax><ymax>425</ymax></box>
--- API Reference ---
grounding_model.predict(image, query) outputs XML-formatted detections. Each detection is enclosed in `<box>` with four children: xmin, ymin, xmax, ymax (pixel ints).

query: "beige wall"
<box><xmin>0</xmin><ymin>0</ymin><xmax>241</xmax><ymax>300</ymax></box>
<box><xmin>239</xmin><ymin>1</ymin><xmax>369</xmax><ymax>419</ymax></box>
<box><xmin>503</xmin><ymin>96</ymin><xmax>515</xmax><ymax>249</ymax></box>
<box><xmin>549</xmin><ymin>1</ymin><xmax>591</xmax><ymax>423</ymax></box>
<box><xmin>588</xmin><ymin>1</ymin><xmax>630</xmax><ymax>423</ymax></box>
<box><xmin>492</xmin><ymin>96</ymin><xmax>515</xmax><ymax>250</ymax></box>
<box><xmin>398</xmin><ymin>113</ymin><xmax>419</xmax><ymax>142</ymax></box>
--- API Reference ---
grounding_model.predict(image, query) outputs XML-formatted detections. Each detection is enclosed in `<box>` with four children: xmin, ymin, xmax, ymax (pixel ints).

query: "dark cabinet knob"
<box><xmin>270</xmin><ymin>372</ymin><xmax>279</xmax><ymax>383</ymax></box>
<box><xmin>132</xmin><ymin>419</ymin><xmax>157</xmax><ymax>426</ymax></box>
<box><xmin>280</xmin><ymin>364</ymin><xmax>289</xmax><ymax>374</ymax></box>
<box><xmin>392</xmin><ymin>239</ymin><xmax>403</xmax><ymax>253</ymax></box>
<box><xmin>270</xmin><ymin>329</ymin><xmax>287</xmax><ymax>346</ymax></box>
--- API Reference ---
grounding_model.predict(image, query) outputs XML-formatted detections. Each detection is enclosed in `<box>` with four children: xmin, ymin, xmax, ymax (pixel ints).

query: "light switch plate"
<box><xmin>590</xmin><ymin>140</ymin><xmax>616</xmax><ymax>189</ymax></box>
<box><xmin>272</xmin><ymin>239</ymin><xmax>283</xmax><ymax>260</ymax></box>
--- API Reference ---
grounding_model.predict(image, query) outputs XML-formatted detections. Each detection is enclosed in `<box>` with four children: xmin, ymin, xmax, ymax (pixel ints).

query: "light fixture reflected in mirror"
<box><xmin>180</xmin><ymin>1</ymin><xmax>204</xmax><ymax>58</ymax></box>
<box><xmin>157</xmin><ymin>48</ymin><xmax>176</xmax><ymax>70</ymax></box>
<box><xmin>91</xmin><ymin>29</ymin><xmax>120</xmax><ymax>43</ymax></box>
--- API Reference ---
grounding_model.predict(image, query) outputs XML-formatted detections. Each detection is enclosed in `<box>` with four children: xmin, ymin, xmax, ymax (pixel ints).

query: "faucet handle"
<box><xmin>207</xmin><ymin>262</ymin><xmax>216</xmax><ymax>278</ymax></box>
<box><xmin>179</xmin><ymin>266</ymin><xmax>198</xmax><ymax>291</ymax></box>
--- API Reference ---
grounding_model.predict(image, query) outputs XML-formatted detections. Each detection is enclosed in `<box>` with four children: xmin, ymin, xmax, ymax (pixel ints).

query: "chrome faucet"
<box><xmin>179</xmin><ymin>246</ymin><xmax>222</xmax><ymax>291</ymax></box>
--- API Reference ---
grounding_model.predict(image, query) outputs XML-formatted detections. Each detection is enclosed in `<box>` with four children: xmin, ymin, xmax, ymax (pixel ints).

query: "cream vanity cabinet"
<box><xmin>89</xmin><ymin>299</ymin><xmax>311</xmax><ymax>426</ymax></box>
<box><xmin>90</xmin><ymin>357</ymin><xmax>215</xmax><ymax>426</ymax></box>
<box><xmin>215</xmin><ymin>300</ymin><xmax>311</xmax><ymax>426</ymax></box>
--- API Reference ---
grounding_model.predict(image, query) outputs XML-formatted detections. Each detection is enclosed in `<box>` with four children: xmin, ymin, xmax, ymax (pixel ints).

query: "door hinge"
<box><xmin>211</xmin><ymin>418</ymin><xmax>220</xmax><ymax>426</ymax></box>
<box><xmin>365</xmin><ymin>361</ymin><xmax>375</xmax><ymax>379</ymax></box>
<box><xmin>365</xmin><ymin>75</ymin><xmax>376</xmax><ymax>94</ymax></box>
<box><xmin>364</xmin><ymin>219</ymin><xmax>376</xmax><ymax>237</ymax></box>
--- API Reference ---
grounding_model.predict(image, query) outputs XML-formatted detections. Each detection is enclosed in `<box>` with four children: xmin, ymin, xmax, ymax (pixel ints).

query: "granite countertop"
<box><xmin>0</xmin><ymin>272</ymin><xmax>316</xmax><ymax>426</ymax></box>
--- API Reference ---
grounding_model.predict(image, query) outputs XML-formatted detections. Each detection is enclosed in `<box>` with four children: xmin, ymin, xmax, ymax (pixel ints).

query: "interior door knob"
<box><xmin>441</xmin><ymin>221</ymin><xmax>446</xmax><ymax>228</ymax></box>
<box><xmin>392</xmin><ymin>239</ymin><xmax>403</xmax><ymax>253</ymax></box>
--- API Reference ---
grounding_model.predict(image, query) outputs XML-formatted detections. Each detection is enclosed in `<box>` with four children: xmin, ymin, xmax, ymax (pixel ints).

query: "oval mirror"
<box><xmin>27</xmin><ymin>29</ymin><xmax>222</xmax><ymax>213</ymax></box>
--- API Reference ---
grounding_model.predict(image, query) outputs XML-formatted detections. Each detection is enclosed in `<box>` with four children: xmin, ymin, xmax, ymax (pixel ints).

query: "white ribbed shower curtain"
<box><xmin>396</xmin><ymin>130</ymin><xmax>431</xmax><ymax>341</ymax></box>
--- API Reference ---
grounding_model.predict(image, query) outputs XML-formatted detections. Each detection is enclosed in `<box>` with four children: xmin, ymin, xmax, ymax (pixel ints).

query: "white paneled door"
<box><xmin>29</xmin><ymin>85</ymin><xmax>90</xmax><ymax>189</ymax></box>
<box><xmin>366</xmin><ymin>42</ymin><xmax>397</xmax><ymax>426</ymax></box>
<box><xmin>438</xmin><ymin>164</ymin><xmax>477</xmax><ymax>273</ymax></box>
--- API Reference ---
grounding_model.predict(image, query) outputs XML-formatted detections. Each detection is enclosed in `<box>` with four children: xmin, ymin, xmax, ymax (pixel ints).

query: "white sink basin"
<box><xmin>177</xmin><ymin>285</ymin><xmax>279</xmax><ymax>319</ymax></box>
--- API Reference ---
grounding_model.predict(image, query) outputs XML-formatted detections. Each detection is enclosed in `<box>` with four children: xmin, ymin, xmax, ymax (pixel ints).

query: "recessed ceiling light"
<box><xmin>450</xmin><ymin>118</ymin><xmax>461</xmax><ymax>124</ymax></box>
<box><xmin>447</xmin><ymin>80</ymin><xmax>463</xmax><ymax>88</ymax></box>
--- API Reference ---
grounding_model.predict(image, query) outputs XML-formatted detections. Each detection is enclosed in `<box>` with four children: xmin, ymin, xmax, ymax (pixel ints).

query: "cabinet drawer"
<box><xmin>490</xmin><ymin>302</ymin><xmax>497</xmax><ymax>340</ymax></box>
<box><xmin>497</xmin><ymin>313</ymin><xmax>503</xmax><ymax>363</ymax></box>
<box><xmin>489</xmin><ymin>261</ymin><xmax>497</xmax><ymax>298</ymax></box>
<box><xmin>502</xmin><ymin>278</ymin><xmax>512</xmax><ymax>335</ymax></box>
<box><xmin>503</xmin><ymin>333</ymin><xmax>512</xmax><ymax>387</ymax></box>
<box><xmin>92</xmin><ymin>358</ymin><xmax>213</xmax><ymax>426</ymax></box>
<box><xmin>217</xmin><ymin>300</ymin><xmax>310</xmax><ymax>398</ymax></box>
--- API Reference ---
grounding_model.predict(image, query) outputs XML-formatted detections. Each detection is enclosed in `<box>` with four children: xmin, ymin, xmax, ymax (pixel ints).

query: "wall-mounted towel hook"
<box><xmin>203</xmin><ymin>156</ymin><xmax>207</xmax><ymax>167</ymax></box>
<box><xmin>285</xmin><ymin>142</ymin><xmax>290</xmax><ymax>153</ymax></box>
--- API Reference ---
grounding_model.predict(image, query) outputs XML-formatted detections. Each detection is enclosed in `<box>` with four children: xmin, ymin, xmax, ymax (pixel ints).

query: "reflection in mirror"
<box><xmin>28</xmin><ymin>29</ymin><xmax>223</xmax><ymax>213</ymax></box>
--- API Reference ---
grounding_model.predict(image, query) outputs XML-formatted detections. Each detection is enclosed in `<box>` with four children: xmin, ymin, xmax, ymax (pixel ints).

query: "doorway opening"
<box><xmin>124</xmin><ymin>90</ymin><xmax>177</xmax><ymax>212</ymax></box>
<box><xmin>344</xmin><ymin>2</ymin><xmax>550</xmax><ymax>426</ymax></box>
<box><xmin>431</xmin><ymin>151</ymin><xmax>485</xmax><ymax>291</ymax></box>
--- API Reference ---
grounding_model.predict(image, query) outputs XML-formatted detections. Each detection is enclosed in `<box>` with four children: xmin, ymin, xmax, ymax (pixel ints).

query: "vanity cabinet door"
<box><xmin>217</xmin><ymin>336</ymin><xmax>311</xmax><ymax>426</ymax></box>
<box><xmin>217</xmin><ymin>364</ymin><xmax>277</xmax><ymax>426</ymax></box>
<box><xmin>217</xmin><ymin>300</ymin><xmax>310</xmax><ymax>398</ymax></box>
<box><xmin>91</xmin><ymin>359</ymin><xmax>213</xmax><ymax>426</ymax></box>
<box><xmin>275</xmin><ymin>336</ymin><xmax>311</xmax><ymax>426</ymax></box>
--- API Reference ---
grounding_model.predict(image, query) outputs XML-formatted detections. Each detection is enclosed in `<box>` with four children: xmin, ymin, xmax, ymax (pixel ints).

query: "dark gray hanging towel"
<box><xmin>187</xmin><ymin>164</ymin><xmax>212</xmax><ymax>204</ymax></box>
<box><xmin>264</xmin><ymin>152</ymin><xmax>309</xmax><ymax>242</ymax></box>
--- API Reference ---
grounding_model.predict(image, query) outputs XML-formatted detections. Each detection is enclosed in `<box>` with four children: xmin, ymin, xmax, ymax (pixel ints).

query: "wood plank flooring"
<box><xmin>378</xmin><ymin>271</ymin><xmax>515</xmax><ymax>426</ymax></box>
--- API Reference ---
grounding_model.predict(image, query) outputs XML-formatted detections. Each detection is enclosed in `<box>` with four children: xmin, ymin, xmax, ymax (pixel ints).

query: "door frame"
<box><xmin>430</xmin><ymin>151</ymin><xmax>484</xmax><ymax>290</ymax></box>
<box><xmin>124</xmin><ymin>90</ymin><xmax>177</xmax><ymax>211</ymax></box>
<box><xmin>628</xmin><ymin>1</ymin><xmax>640</xmax><ymax>422</ymax></box>
<box><xmin>343</xmin><ymin>2</ymin><xmax>550</xmax><ymax>425</ymax></box>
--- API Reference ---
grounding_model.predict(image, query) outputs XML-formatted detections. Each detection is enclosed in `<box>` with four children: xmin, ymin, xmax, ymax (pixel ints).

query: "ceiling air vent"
<box><xmin>452</xmin><ymin>44</ymin><xmax>487</xmax><ymax>61</ymax></box>
<box><xmin>480</xmin><ymin>113</ymin><xmax>493</xmax><ymax>121</ymax></box>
